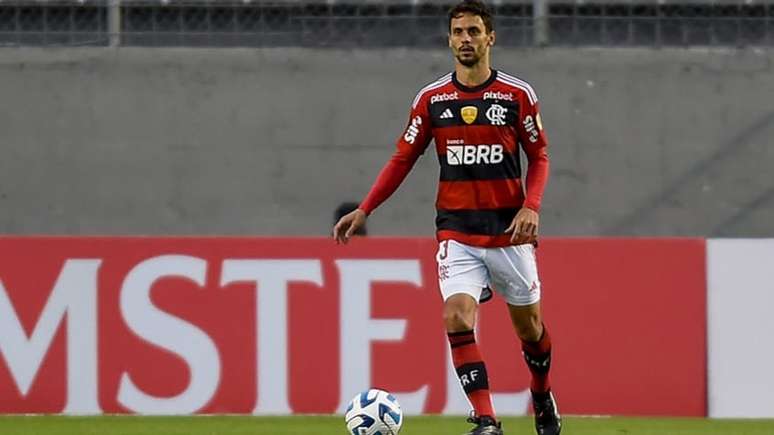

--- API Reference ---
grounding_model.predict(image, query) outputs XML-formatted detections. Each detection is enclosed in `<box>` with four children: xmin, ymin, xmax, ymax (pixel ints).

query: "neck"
<box><xmin>455</xmin><ymin>59</ymin><xmax>492</xmax><ymax>88</ymax></box>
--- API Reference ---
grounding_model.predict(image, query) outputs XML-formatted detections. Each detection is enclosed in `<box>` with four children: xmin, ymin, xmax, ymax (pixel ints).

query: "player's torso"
<box><xmin>426</xmin><ymin>80</ymin><xmax>521</xmax><ymax>174</ymax></box>
<box><xmin>415</xmin><ymin>71</ymin><xmax>536</xmax><ymax>247</ymax></box>
<box><xmin>429</xmin><ymin>83</ymin><xmax>519</xmax><ymax>158</ymax></box>
<box><xmin>420</xmin><ymin>73</ymin><xmax>528</xmax><ymax>211</ymax></box>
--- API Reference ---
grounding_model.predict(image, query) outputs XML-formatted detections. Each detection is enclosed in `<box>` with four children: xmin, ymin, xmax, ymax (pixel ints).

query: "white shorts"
<box><xmin>435</xmin><ymin>239</ymin><xmax>541</xmax><ymax>306</ymax></box>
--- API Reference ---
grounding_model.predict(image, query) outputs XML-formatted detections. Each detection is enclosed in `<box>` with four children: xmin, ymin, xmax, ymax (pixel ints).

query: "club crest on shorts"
<box><xmin>461</xmin><ymin>106</ymin><xmax>478</xmax><ymax>124</ymax></box>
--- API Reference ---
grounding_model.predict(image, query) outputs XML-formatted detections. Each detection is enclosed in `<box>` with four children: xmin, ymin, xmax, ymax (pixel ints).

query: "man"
<box><xmin>333</xmin><ymin>2</ymin><xmax>560</xmax><ymax>434</ymax></box>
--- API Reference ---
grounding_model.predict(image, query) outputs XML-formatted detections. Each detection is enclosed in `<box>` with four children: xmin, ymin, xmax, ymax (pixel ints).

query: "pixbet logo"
<box><xmin>483</xmin><ymin>91</ymin><xmax>513</xmax><ymax>101</ymax></box>
<box><xmin>430</xmin><ymin>92</ymin><xmax>459</xmax><ymax>105</ymax></box>
<box><xmin>403</xmin><ymin>116</ymin><xmax>422</xmax><ymax>144</ymax></box>
<box><xmin>446</xmin><ymin>144</ymin><xmax>504</xmax><ymax>166</ymax></box>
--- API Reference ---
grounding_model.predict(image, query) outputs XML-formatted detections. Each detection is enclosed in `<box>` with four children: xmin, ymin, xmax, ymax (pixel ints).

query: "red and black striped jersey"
<box><xmin>360</xmin><ymin>69</ymin><xmax>549</xmax><ymax>247</ymax></box>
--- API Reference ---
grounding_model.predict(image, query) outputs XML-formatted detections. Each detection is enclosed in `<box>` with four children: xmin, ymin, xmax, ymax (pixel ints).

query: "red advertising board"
<box><xmin>0</xmin><ymin>237</ymin><xmax>705</xmax><ymax>416</ymax></box>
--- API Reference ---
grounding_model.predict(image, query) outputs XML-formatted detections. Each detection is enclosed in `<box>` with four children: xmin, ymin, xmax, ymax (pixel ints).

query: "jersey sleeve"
<box><xmin>359</xmin><ymin>94</ymin><xmax>433</xmax><ymax>215</ymax></box>
<box><xmin>516</xmin><ymin>91</ymin><xmax>550</xmax><ymax>212</ymax></box>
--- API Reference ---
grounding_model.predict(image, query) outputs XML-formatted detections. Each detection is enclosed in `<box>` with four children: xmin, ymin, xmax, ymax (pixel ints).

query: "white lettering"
<box><xmin>483</xmin><ymin>91</ymin><xmax>514</xmax><ymax>101</ymax></box>
<box><xmin>336</xmin><ymin>260</ymin><xmax>428</xmax><ymax>415</ymax></box>
<box><xmin>118</xmin><ymin>255</ymin><xmax>220</xmax><ymax>415</ymax></box>
<box><xmin>220</xmin><ymin>260</ymin><xmax>323</xmax><ymax>415</ymax></box>
<box><xmin>0</xmin><ymin>260</ymin><xmax>101</xmax><ymax>414</ymax></box>
<box><xmin>430</xmin><ymin>92</ymin><xmax>459</xmax><ymax>104</ymax></box>
<box><xmin>523</xmin><ymin>115</ymin><xmax>539</xmax><ymax>143</ymax></box>
<box><xmin>443</xmin><ymin>339</ymin><xmax>532</xmax><ymax>415</ymax></box>
<box><xmin>447</xmin><ymin>144</ymin><xmax>504</xmax><ymax>166</ymax></box>
<box><xmin>463</xmin><ymin>146</ymin><xmax>476</xmax><ymax>165</ymax></box>
<box><xmin>490</xmin><ymin>144</ymin><xmax>504</xmax><ymax>164</ymax></box>
<box><xmin>403</xmin><ymin>116</ymin><xmax>423</xmax><ymax>144</ymax></box>
<box><xmin>477</xmin><ymin>146</ymin><xmax>490</xmax><ymax>164</ymax></box>
<box><xmin>524</xmin><ymin>115</ymin><xmax>535</xmax><ymax>130</ymax></box>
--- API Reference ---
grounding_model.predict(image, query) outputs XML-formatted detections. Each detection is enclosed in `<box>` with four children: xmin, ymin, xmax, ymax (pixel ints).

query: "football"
<box><xmin>344</xmin><ymin>388</ymin><xmax>403</xmax><ymax>435</ymax></box>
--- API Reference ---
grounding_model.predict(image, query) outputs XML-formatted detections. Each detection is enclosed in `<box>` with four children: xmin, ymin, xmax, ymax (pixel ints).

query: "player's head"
<box><xmin>447</xmin><ymin>0</ymin><xmax>495</xmax><ymax>68</ymax></box>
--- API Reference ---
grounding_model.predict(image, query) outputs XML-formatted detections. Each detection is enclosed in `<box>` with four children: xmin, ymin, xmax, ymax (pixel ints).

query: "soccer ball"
<box><xmin>344</xmin><ymin>388</ymin><xmax>403</xmax><ymax>435</ymax></box>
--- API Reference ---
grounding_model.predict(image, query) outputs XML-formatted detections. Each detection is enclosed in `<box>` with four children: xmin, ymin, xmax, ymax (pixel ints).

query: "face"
<box><xmin>448</xmin><ymin>13</ymin><xmax>495</xmax><ymax>67</ymax></box>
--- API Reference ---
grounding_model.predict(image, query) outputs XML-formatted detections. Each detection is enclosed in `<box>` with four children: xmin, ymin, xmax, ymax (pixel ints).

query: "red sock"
<box><xmin>448</xmin><ymin>330</ymin><xmax>495</xmax><ymax>419</ymax></box>
<box><xmin>521</xmin><ymin>324</ymin><xmax>552</xmax><ymax>393</ymax></box>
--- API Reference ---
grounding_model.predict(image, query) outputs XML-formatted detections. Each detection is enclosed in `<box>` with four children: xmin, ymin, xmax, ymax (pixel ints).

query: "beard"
<box><xmin>455</xmin><ymin>48</ymin><xmax>481</xmax><ymax>67</ymax></box>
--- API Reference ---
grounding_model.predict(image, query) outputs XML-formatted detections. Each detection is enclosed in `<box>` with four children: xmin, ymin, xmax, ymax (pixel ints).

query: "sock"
<box><xmin>448</xmin><ymin>330</ymin><xmax>495</xmax><ymax>419</ymax></box>
<box><xmin>521</xmin><ymin>324</ymin><xmax>552</xmax><ymax>394</ymax></box>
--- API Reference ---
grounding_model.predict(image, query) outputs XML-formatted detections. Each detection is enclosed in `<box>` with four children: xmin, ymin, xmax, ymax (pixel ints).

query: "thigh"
<box><xmin>484</xmin><ymin>244</ymin><xmax>541</xmax><ymax>306</ymax></box>
<box><xmin>436</xmin><ymin>240</ymin><xmax>490</xmax><ymax>303</ymax></box>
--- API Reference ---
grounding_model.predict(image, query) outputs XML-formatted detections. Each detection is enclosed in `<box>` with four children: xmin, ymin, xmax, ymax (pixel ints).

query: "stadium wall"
<box><xmin>1</xmin><ymin>48</ymin><xmax>773</xmax><ymax>237</ymax></box>
<box><xmin>1</xmin><ymin>236</ymin><xmax>770</xmax><ymax>417</ymax></box>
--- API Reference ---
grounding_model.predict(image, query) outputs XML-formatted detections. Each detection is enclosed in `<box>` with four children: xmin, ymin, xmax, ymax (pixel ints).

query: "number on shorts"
<box><xmin>439</xmin><ymin>240</ymin><xmax>449</xmax><ymax>260</ymax></box>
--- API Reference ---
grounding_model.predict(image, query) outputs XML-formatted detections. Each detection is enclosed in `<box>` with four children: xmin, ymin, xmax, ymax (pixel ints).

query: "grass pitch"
<box><xmin>0</xmin><ymin>415</ymin><xmax>773</xmax><ymax>435</ymax></box>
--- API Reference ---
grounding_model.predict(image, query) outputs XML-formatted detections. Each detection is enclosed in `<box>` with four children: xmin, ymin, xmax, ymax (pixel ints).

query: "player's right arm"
<box><xmin>333</xmin><ymin>93</ymin><xmax>433</xmax><ymax>244</ymax></box>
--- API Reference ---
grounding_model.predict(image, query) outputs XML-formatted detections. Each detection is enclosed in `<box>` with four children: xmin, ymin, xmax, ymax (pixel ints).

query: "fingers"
<box><xmin>333</xmin><ymin>220</ymin><xmax>349</xmax><ymax>245</ymax></box>
<box><xmin>523</xmin><ymin>222</ymin><xmax>537</xmax><ymax>244</ymax></box>
<box><xmin>332</xmin><ymin>222</ymin><xmax>341</xmax><ymax>239</ymax></box>
<box><xmin>509</xmin><ymin>220</ymin><xmax>538</xmax><ymax>245</ymax></box>
<box><xmin>333</xmin><ymin>213</ymin><xmax>362</xmax><ymax>245</ymax></box>
<box><xmin>504</xmin><ymin>221</ymin><xmax>516</xmax><ymax>234</ymax></box>
<box><xmin>509</xmin><ymin>219</ymin><xmax>524</xmax><ymax>244</ymax></box>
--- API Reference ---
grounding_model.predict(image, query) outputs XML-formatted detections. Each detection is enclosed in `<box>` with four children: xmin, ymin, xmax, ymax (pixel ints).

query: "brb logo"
<box><xmin>403</xmin><ymin>116</ymin><xmax>422</xmax><ymax>144</ymax></box>
<box><xmin>446</xmin><ymin>144</ymin><xmax>504</xmax><ymax>166</ymax></box>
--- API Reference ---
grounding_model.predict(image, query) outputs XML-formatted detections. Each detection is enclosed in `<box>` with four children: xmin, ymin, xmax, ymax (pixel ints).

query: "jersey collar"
<box><xmin>451</xmin><ymin>69</ymin><xmax>498</xmax><ymax>93</ymax></box>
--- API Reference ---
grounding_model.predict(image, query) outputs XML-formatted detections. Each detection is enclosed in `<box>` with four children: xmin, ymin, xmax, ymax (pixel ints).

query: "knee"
<box><xmin>443</xmin><ymin>304</ymin><xmax>475</xmax><ymax>332</ymax></box>
<box><xmin>515</xmin><ymin>314</ymin><xmax>543</xmax><ymax>342</ymax></box>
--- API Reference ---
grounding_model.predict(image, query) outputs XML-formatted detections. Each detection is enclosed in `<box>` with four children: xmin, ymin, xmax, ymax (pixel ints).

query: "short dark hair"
<box><xmin>448</xmin><ymin>0</ymin><xmax>494</xmax><ymax>33</ymax></box>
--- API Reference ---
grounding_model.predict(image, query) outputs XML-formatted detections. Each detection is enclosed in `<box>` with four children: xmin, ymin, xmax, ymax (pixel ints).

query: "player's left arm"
<box><xmin>505</xmin><ymin>93</ymin><xmax>550</xmax><ymax>245</ymax></box>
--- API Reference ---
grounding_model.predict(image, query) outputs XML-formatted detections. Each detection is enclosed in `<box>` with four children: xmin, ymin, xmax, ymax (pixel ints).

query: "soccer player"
<box><xmin>333</xmin><ymin>1</ymin><xmax>560</xmax><ymax>434</ymax></box>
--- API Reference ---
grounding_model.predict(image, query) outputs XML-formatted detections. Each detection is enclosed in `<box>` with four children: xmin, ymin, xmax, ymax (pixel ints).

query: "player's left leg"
<box><xmin>484</xmin><ymin>244</ymin><xmax>561</xmax><ymax>435</ymax></box>
<box><xmin>507</xmin><ymin>303</ymin><xmax>560</xmax><ymax>435</ymax></box>
<box><xmin>507</xmin><ymin>302</ymin><xmax>550</xmax><ymax>392</ymax></box>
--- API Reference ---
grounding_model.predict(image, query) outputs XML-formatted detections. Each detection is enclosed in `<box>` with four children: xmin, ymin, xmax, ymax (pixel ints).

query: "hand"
<box><xmin>504</xmin><ymin>207</ymin><xmax>539</xmax><ymax>245</ymax></box>
<box><xmin>333</xmin><ymin>209</ymin><xmax>367</xmax><ymax>244</ymax></box>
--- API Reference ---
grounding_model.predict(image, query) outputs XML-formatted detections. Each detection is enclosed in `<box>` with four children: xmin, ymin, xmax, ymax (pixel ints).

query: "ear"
<box><xmin>489</xmin><ymin>30</ymin><xmax>496</xmax><ymax>47</ymax></box>
<box><xmin>448</xmin><ymin>33</ymin><xmax>453</xmax><ymax>48</ymax></box>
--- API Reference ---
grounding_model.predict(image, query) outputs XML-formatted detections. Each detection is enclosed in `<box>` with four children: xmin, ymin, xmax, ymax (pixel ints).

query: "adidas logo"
<box><xmin>440</xmin><ymin>108</ymin><xmax>453</xmax><ymax>119</ymax></box>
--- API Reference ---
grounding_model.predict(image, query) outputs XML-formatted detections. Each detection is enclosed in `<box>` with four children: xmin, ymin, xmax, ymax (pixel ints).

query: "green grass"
<box><xmin>0</xmin><ymin>415</ymin><xmax>773</xmax><ymax>435</ymax></box>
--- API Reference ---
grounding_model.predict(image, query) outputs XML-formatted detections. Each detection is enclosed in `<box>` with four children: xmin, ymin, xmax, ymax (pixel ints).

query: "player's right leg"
<box><xmin>437</xmin><ymin>240</ymin><xmax>503</xmax><ymax>435</ymax></box>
